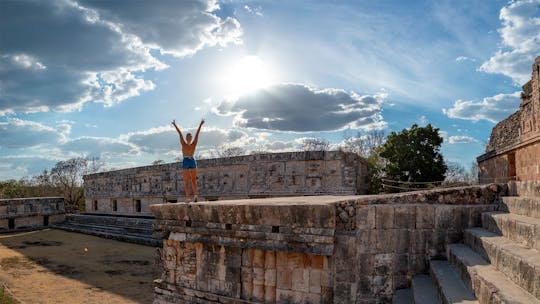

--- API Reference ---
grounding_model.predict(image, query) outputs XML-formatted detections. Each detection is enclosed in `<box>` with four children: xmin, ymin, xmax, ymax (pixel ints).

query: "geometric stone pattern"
<box><xmin>478</xmin><ymin>56</ymin><xmax>540</xmax><ymax>182</ymax></box>
<box><xmin>151</xmin><ymin>184</ymin><xmax>508</xmax><ymax>303</ymax></box>
<box><xmin>84</xmin><ymin>151</ymin><xmax>369</xmax><ymax>215</ymax></box>
<box><xmin>0</xmin><ymin>197</ymin><xmax>65</xmax><ymax>232</ymax></box>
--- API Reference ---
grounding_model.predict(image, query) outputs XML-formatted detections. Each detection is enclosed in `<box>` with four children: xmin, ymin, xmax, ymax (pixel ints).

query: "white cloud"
<box><xmin>0</xmin><ymin>119</ymin><xmax>66</xmax><ymax>149</ymax></box>
<box><xmin>123</xmin><ymin>125</ymin><xmax>256</xmax><ymax>154</ymax></box>
<box><xmin>443</xmin><ymin>91</ymin><xmax>521</xmax><ymax>123</ymax></box>
<box><xmin>0</xmin><ymin>0</ymin><xmax>242</xmax><ymax>115</ymax></box>
<box><xmin>215</xmin><ymin>83</ymin><xmax>386</xmax><ymax>132</ymax></box>
<box><xmin>244</xmin><ymin>5</ymin><xmax>263</xmax><ymax>16</ymax></box>
<box><xmin>60</xmin><ymin>137</ymin><xmax>138</xmax><ymax>158</ymax></box>
<box><xmin>479</xmin><ymin>0</ymin><xmax>540</xmax><ymax>84</ymax></box>
<box><xmin>448</xmin><ymin>135</ymin><xmax>478</xmax><ymax>144</ymax></box>
<box><xmin>455</xmin><ymin>56</ymin><xmax>476</xmax><ymax>62</ymax></box>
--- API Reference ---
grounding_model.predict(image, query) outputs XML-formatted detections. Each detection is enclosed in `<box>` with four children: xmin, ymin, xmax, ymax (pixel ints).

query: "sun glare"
<box><xmin>221</xmin><ymin>56</ymin><xmax>274</xmax><ymax>96</ymax></box>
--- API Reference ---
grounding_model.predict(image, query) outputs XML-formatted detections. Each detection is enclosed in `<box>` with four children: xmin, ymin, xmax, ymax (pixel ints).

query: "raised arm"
<box><xmin>192</xmin><ymin>119</ymin><xmax>205</xmax><ymax>146</ymax></box>
<box><xmin>172</xmin><ymin>120</ymin><xmax>186</xmax><ymax>146</ymax></box>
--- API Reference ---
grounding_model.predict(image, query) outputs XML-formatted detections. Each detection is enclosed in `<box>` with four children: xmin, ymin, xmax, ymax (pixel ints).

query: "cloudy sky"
<box><xmin>1</xmin><ymin>0</ymin><xmax>539</xmax><ymax>180</ymax></box>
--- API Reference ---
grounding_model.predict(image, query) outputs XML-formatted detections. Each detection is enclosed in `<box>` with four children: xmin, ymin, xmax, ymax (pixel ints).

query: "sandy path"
<box><xmin>0</xmin><ymin>229</ymin><xmax>158</xmax><ymax>304</ymax></box>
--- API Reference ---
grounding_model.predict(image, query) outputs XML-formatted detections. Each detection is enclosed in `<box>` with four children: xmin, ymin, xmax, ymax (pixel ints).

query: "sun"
<box><xmin>221</xmin><ymin>56</ymin><xmax>274</xmax><ymax>96</ymax></box>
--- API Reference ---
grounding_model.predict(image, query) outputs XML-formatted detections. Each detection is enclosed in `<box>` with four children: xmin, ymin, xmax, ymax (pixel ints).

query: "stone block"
<box><xmin>265</xmin><ymin>251</ymin><xmax>276</xmax><ymax>269</ymax></box>
<box><xmin>253</xmin><ymin>249</ymin><xmax>265</xmax><ymax>268</ymax></box>
<box><xmin>416</xmin><ymin>205</ymin><xmax>434</xmax><ymax>228</ymax></box>
<box><xmin>374</xmin><ymin>253</ymin><xmax>393</xmax><ymax>275</ymax></box>
<box><xmin>307</xmin><ymin>255</ymin><xmax>324</xmax><ymax>269</ymax></box>
<box><xmin>253</xmin><ymin>267</ymin><xmax>265</xmax><ymax>285</ymax></box>
<box><xmin>287</xmin><ymin>253</ymin><xmax>305</xmax><ymax>269</ymax></box>
<box><xmin>357</xmin><ymin>253</ymin><xmax>375</xmax><ymax>275</ymax></box>
<box><xmin>276</xmin><ymin>289</ymin><xmax>293</xmax><ymax>303</ymax></box>
<box><xmin>276</xmin><ymin>268</ymin><xmax>292</xmax><ymax>290</ymax></box>
<box><xmin>356</xmin><ymin>229</ymin><xmax>376</xmax><ymax>254</ymax></box>
<box><xmin>394</xmin><ymin>205</ymin><xmax>416</xmax><ymax>228</ymax></box>
<box><xmin>376</xmin><ymin>205</ymin><xmax>394</xmax><ymax>229</ymax></box>
<box><xmin>252</xmin><ymin>284</ymin><xmax>265</xmax><ymax>302</ymax></box>
<box><xmin>291</xmin><ymin>269</ymin><xmax>309</xmax><ymax>292</ymax></box>
<box><xmin>241</xmin><ymin>281</ymin><xmax>253</xmax><ymax>299</ymax></box>
<box><xmin>356</xmin><ymin>206</ymin><xmax>376</xmax><ymax>229</ymax></box>
<box><xmin>309</xmin><ymin>269</ymin><xmax>322</xmax><ymax>294</ymax></box>
<box><xmin>276</xmin><ymin>251</ymin><xmax>288</xmax><ymax>268</ymax></box>
<box><xmin>376</xmin><ymin>229</ymin><xmax>396</xmax><ymax>252</ymax></box>
<box><xmin>264</xmin><ymin>269</ymin><xmax>276</xmax><ymax>286</ymax></box>
<box><xmin>264</xmin><ymin>286</ymin><xmax>276</xmax><ymax>303</ymax></box>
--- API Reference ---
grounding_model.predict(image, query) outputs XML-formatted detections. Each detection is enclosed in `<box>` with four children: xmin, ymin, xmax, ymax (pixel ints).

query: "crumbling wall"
<box><xmin>84</xmin><ymin>151</ymin><xmax>369</xmax><ymax>215</ymax></box>
<box><xmin>0</xmin><ymin>197</ymin><xmax>65</xmax><ymax>232</ymax></box>
<box><xmin>152</xmin><ymin>184</ymin><xmax>507</xmax><ymax>304</ymax></box>
<box><xmin>478</xmin><ymin>56</ymin><xmax>540</xmax><ymax>182</ymax></box>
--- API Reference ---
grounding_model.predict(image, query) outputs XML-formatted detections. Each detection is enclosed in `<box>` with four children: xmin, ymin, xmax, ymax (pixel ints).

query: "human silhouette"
<box><xmin>172</xmin><ymin>119</ymin><xmax>204</xmax><ymax>202</ymax></box>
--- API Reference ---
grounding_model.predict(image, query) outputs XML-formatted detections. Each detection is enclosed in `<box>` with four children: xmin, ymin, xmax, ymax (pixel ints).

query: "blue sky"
<box><xmin>1</xmin><ymin>0</ymin><xmax>539</xmax><ymax>180</ymax></box>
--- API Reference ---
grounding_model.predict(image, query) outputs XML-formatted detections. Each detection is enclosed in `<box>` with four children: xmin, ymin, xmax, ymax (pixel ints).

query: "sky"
<box><xmin>0</xmin><ymin>0</ymin><xmax>539</xmax><ymax>180</ymax></box>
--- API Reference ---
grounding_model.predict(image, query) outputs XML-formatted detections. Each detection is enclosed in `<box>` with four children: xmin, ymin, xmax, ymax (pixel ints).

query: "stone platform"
<box><xmin>151</xmin><ymin>184</ymin><xmax>510</xmax><ymax>303</ymax></box>
<box><xmin>54</xmin><ymin>213</ymin><xmax>160</xmax><ymax>246</ymax></box>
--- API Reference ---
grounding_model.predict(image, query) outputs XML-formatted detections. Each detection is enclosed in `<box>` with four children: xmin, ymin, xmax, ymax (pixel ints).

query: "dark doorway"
<box><xmin>135</xmin><ymin>200</ymin><xmax>142</xmax><ymax>213</ymax></box>
<box><xmin>112</xmin><ymin>200</ymin><xmax>117</xmax><ymax>212</ymax></box>
<box><xmin>8</xmin><ymin>218</ymin><xmax>15</xmax><ymax>229</ymax></box>
<box><xmin>93</xmin><ymin>200</ymin><xmax>98</xmax><ymax>211</ymax></box>
<box><xmin>43</xmin><ymin>215</ymin><xmax>49</xmax><ymax>226</ymax></box>
<box><xmin>507</xmin><ymin>153</ymin><xmax>516</xmax><ymax>181</ymax></box>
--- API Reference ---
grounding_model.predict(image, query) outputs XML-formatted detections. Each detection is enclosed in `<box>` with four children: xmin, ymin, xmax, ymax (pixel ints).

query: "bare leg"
<box><xmin>190</xmin><ymin>169</ymin><xmax>198</xmax><ymax>202</ymax></box>
<box><xmin>182</xmin><ymin>170</ymin><xmax>191</xmax><ymax>202</ymax></box>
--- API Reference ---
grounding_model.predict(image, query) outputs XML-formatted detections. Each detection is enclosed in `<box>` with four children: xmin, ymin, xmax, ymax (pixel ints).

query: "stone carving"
<box><xmin>478</xmin><ymin>56</ymin><xmax>540</xmax><ymax>182</ymax></box>
<box><xmin>83</xmin><ymin>151</ymin><xmax>369</xmax><ymax>215</ymax></box>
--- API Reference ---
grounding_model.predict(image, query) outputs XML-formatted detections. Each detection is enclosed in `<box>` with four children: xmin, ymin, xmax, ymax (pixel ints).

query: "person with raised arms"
<box><xmin>172</xmin><ymin>118</ymin><xmax>204</xmax><ymax>202</ymax></box>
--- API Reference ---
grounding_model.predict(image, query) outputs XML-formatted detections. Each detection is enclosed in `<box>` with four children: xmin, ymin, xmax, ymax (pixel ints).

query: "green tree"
<box><xmin>378</xmin><ymin>124</ymin><xmax>446</xmax><ymax>191</ymax></box>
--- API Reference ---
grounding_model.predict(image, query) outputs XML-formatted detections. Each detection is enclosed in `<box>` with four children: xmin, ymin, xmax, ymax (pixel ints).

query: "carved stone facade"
<box><xmin>152</xmin><ymin>184</ymin><xmax>507</xmax><ymax>303</ymax></box>
<box><xmin>0</xmin><ymin>197</ymin><xmax>65</xmax><ymax>232</ymax></box>
<box><xmin>83</xmin><ymin>151</ymin><xmax>369</xmax><ymax>215</ymax></box>
<box><xmin>478</xmin><ymin>56</ymin><xmax>540</xmax><ymax>182</ymax></box>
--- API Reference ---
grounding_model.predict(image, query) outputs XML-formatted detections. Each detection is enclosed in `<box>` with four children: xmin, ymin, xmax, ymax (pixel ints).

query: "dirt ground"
<box><xmin>0</xmin><ymin>229</ymin><xmax>158</xmax><ymax>304</ymax></box>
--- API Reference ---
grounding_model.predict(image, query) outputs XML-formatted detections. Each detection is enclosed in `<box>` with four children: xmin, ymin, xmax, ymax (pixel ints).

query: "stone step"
<box><xmin>447</xmin><ymin>243</ymin><xmax>540</xmax><ymax>304</ymax></box>
<box><xmin>61</xmin><ymin>221</ymin><xmax>153</xmax><ymax>236</ymax></box>
<box><xmin>429</xmin><ymin>260</ymin><xmax>478</xmax><ymax>304</ymax></box>
<box><xmin>65</xmin><ymin>214</ymin><xmax>154</xmax><ymax>229</ymax></box>
<box><xmin>482</xmin><ymin>211</ymin><xmax>540</xmax><ymax>250</ymax></box>
<box><xmin>393</xmin><ymin>288</ymin><xmax>413</xmax><ymax>304</ymax></box>
<box><xmin>464</xmin><ymin>227</ymin><xmax>540</xmax><ymax>298</ymax></box>
<box><xmin>411</xmin><ymin>274</ymin><xmax>441</xmax><ymax>304</ymax></box>
<box><xmin>501</xmin><ymin>197</ymin><xmax>540</xmax><ymax>219</ymax></box>
<box><xmin>54</xmin><ymin>224</ymin><xmax>160</xmax><ymax>247</ymax></box>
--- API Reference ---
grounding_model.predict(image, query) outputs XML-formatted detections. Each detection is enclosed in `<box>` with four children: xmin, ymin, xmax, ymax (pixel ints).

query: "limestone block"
<box><xmin>415</xmin><ymin>205</ymin><xmax>435</xmax><ymax>228</ymax></box>
<box><xmin>376</xmin><ymin>205</ymin><xmax>394</xmax><ymax>229</ymax></box>
<box><xmin>356</xmin><ymin>206</ymin><xmax>375</xmax><ymax>229</ymax></box>
<box><xmin>394</xmin><ymin>205</ymin><xmax>416</xmax><ymax>229</ymax></box>
<box><xmin>276</xmin><ymin>268</ymin><xmax>292</xmax><ymax>290</ymax></box>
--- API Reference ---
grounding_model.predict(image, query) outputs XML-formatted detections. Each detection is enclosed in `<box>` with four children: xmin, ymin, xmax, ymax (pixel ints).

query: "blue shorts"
<box><xmin>182</xmin><ymin>156</ymin><xmax>197</xmax><ymax>169</ymax></box>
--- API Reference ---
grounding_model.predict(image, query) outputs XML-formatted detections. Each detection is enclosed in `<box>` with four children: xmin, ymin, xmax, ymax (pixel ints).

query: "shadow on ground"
<box><xmin>0</xmin><ymin>229</ymin><xmax>158</xmax><ymax>304</ymax></box>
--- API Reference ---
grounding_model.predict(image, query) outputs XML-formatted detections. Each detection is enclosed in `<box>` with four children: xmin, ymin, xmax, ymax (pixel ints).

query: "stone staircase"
<box><xmin>394</xmin><ymin>196</ymin><xmax>540</xmax><ymax>304</ymax></box>
<box><xmin>54</xmin><ymin>213</ymin><xmax>161</xmax><ymax>247</ymax></box>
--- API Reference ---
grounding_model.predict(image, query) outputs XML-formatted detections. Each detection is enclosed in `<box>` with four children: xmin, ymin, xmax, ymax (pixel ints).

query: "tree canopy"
<box><xmin>378</xmin><ymin>124</ymin><xmax>447</xmax><ymax>186</ymax></box>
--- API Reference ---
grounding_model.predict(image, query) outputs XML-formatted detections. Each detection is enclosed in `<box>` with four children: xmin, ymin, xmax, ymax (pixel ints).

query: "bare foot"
<box><xmin>193</xmin><ymin>196</ymin><xmax>198</xmax><ymax>203</ymax></box>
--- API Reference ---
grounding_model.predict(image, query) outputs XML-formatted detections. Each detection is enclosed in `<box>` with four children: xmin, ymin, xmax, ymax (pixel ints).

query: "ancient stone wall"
<box><xmin>84</xmin><ymin>151</ymin><xmax>369</xmax><ymax>215</ymax></box>
<box><xmin>478</xmin><ymin>56</ymin><xmax>540</xmax><ymax>182</ymax></box>
<box><xmin>0</xmin><ymin>197</ymin><xmax>65</xmax><ymax>232</ymax></box>
<box><xmin>152</xmin><ymin>184</ymin><xmax>507</xmax><ymax>304</ymax></box>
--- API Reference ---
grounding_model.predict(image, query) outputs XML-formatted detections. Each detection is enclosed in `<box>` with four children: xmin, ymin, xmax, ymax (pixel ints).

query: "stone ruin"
<box><xmin>150</xmin><ymin>182</ymin><xmax>540</xmax><ymax>303</ymax></box>
<box><xmin>82</xmin><ymin>151</ymin><xmax>369</xmax><ymax>216</ymax></box>
<box><xmin>478</xmin><ymin>56</ymin><xmax>540</xmax><ymax>182</ymax></box>
<box><xmin>0</xmin><ymin>197</ymin><xmax>65</xmax><ymax>232</ymax></box>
